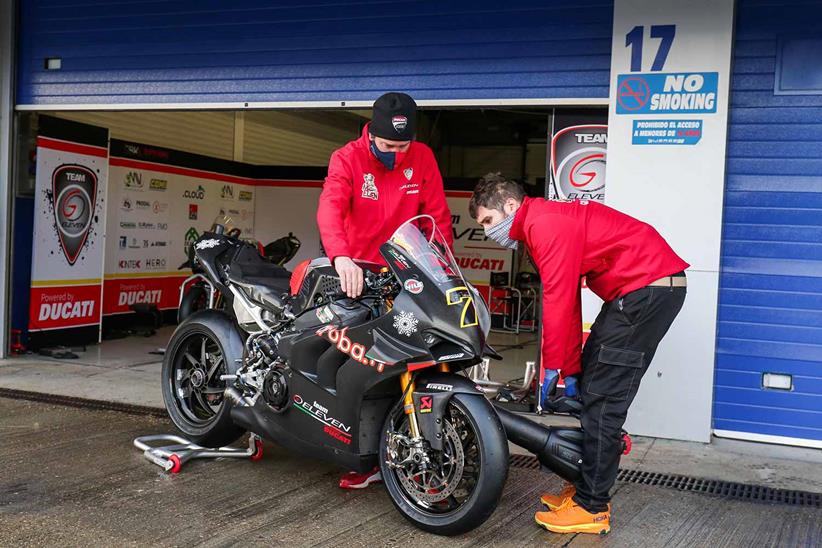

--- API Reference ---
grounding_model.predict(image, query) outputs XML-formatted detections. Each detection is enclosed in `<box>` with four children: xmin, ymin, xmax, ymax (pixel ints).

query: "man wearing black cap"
<box><xmin>318</xmin><ymin>92</ymin><xmax>453</xmax><ymax>300</ymax></box>
<box><xmin>317</xmin><ymin>92</ymin><xmax>453</xmax><ymax>489</ymax></box>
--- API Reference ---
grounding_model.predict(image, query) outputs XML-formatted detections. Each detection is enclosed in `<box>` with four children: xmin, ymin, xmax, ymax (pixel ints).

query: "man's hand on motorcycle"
<box><xmin>334</xmin><ymin>256</ymin><xmax>364</xmax><ymax>298</ymax></box>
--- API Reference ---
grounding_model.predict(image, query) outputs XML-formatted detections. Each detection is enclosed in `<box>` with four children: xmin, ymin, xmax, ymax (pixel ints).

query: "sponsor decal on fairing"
<box><xmin>403</xmin><ymin>279</ymin><xmax>424</xmax><ymax>295</ymax></box>
<box><xmin>315</xmin><ymin>325</ymin><xmax>388</xmax><ymax>372</ymax></box>
<box><xmin>393</xmin><ymin>310</ymin><xmax>419</xmax><ymax>337</ymax></box>
<box><xmin>292</xmin><ymin>394</ymin><xmax>352</xmax><ymax>445</ymax></box>
<box><xmin>195</xmin><ymin>238</ymin><xmax>221</xmax><ymax>250</ymax></box>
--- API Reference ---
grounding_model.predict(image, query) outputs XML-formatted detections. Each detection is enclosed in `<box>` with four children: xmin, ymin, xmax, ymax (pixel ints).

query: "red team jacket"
<box><xmin>317</xmin><ymin>124</ymin><xmax>453</xmax><ymax>265</ymax></box>
<box><xmin>510</xmin><ymin>197</ymin><xmax>689</xmax><ymax>376</ymax></box>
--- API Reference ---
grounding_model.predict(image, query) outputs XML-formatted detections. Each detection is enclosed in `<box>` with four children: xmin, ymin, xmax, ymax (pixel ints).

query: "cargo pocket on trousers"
<box><xmin>585</xmin><ymin>346</ymin><xmax>645</xmax><ymax>401</ymax></box>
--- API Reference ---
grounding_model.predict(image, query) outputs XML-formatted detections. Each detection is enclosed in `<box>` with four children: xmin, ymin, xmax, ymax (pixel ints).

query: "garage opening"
<box><xmin>7</xmin><ymin>106</ymin><xmax>606</xmax><ymax>404</ymax></box>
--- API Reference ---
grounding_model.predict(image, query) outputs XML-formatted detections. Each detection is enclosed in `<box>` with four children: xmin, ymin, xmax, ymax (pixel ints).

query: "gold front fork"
<box><xmin>399</xmin><ymin>371</ymin><xmax>421</xmax><ymax>438</ymax></box>
<box><xmin>400</xmin><ymin>364</ymin><xmax>450</xmax><ymax>439</ymax></box>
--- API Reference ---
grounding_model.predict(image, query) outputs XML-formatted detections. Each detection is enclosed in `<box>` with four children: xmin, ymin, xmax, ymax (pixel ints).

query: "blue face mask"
<box><xmin>370</xmin><ymin>140</ymin><xmax>397</xmax><ymax>170</ymax></box>
<box><xmin>484</xmin><ymin>213</ymin><xmax>518</xmax><ymax>250</ymax></box>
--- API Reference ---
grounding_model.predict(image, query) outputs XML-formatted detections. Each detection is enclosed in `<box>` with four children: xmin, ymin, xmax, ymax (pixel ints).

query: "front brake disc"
<box><xmin>395</xmin><ymin>419</ymin><xmax>465</xmax><ymax>503</ymax></box>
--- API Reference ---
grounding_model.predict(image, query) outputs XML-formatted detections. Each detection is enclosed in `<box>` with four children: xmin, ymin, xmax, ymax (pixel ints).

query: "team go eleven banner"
<box><xmin>29</xmin><ymin>117</ymin><xmax>109</xmax><ymax>338</ymax></box>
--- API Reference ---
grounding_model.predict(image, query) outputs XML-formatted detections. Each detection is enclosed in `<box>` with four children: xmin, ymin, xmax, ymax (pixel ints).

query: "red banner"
<box><xmin>29</xmin><ymin>284</ymin><xmax>102</xmax><ymax>331</ymax></box>
<box><xmin>102</xmin><ymin>276</ymin><xmax>188</xmax><ymax>315</ymax></box>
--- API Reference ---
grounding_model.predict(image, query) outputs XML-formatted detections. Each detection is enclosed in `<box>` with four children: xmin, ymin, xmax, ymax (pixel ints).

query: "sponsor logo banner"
<box><xmin>29</xmin><ymin>284</ymin><xmax>101</xmax><ymax>331</ymax></box>
<box><xmin>31</xmin><ymin>125</ymin><xmax>107</xmax><ymax>335</ymax></box>
<box><xmin>550</xmin><ymin>125</ymin><xmax>608</xmax><ymax>202</ymax></box>
<box><xmin>52</xmin><ymin>164</ymin><xmax>97</xmax><ymax>265</ymax></box>
<box><xmin>102</xmin><ymin>277</ymin><xmax>186</xmax><ymax>315</ymax></box>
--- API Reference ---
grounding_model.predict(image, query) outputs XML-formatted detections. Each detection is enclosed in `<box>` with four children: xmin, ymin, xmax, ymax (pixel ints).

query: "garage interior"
<box><xmin>6</xmin><ymin>106</ymin><xmax>606</xmax><ymax>404</ymax></box>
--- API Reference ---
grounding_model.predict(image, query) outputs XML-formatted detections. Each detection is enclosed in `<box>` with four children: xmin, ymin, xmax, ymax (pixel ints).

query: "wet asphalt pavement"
<box><xmin>0</xmin><ymin>397</ymin><xmax>820</xmax><ymax>547</ymax></box>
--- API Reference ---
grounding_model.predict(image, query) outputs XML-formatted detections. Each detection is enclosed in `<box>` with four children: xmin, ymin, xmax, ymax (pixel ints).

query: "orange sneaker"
<box><xmin>540</xmin><ymin>483</ymin><xmax>576</xmax><ymax>510</ymax></box>
<box><xmin>534</xmin><ymin>499</ymin><xmax>610</xmax><ymax>535</ymax></box>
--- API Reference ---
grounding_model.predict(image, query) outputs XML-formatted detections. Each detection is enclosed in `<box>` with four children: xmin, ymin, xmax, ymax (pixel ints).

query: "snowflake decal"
<box><xmin>393</xmin><ymin>311</ymin><xmax>419</xmax><ymax>337</ymax></box>
<box><xmin>195</xmin><ymin>238</ymin><xmax>221</xmax><ymax>250</ymax></box>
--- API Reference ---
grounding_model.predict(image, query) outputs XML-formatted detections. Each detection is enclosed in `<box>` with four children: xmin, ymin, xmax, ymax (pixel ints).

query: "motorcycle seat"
<box><xmin>227</xmin><ymin>247</ymin><xmax>292</xmax><ymax>309</ymax></box>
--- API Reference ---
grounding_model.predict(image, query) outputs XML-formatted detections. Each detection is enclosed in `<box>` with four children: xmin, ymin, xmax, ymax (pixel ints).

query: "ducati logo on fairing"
<box><xmin>392</xmin><ymin>115</ymin><xmax>408</xmax><ymax>132</ymax></box>
<box><xmin>403</xmin><ymin>167</ymin><xmax>413</xmax><ymax>181</ymax></box>
<box><xmin>52</xmin><ymin>164</ymin><xmax>97</xmax><ymax>266</ymax></box>
<box><xmin>362</xmin><ymin>173</ymin><xmax>378</xmax><ymax>200</ymax></box>
<box><xmin>315</xmin><ymin>325</ymin><xmax>388</xmax><ymax>372</ymax></box>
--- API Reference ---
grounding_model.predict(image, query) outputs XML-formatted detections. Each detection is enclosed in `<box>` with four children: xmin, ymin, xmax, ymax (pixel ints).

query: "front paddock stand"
<box><xmin>133</xmin><ymin>433</ymin><xmax>264</xmax><ymax>474</ymax></box>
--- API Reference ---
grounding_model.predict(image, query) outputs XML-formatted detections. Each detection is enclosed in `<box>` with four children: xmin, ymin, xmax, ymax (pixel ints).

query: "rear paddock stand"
<box><xmin>133</xmin><ymin>433</ymin><xmax>264</xmax><ymax>473</ymax></box>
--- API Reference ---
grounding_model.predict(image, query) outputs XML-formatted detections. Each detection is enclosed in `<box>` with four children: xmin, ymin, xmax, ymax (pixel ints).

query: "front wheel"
<box><xmin>379</xmin><ymin>393</ymin><xmax>509</xmax><ymax>536</ymax></box>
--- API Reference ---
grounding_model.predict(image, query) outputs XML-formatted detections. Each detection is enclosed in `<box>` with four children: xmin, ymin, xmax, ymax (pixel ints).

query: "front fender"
<box><xmin>412</xmin><ymin>373</ymin><xmax>486</xmax><ymax>450</ymax></box>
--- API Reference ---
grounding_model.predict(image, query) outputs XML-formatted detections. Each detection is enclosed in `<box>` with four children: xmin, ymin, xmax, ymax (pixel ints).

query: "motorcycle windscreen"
<box><xmin>375</xmin><ymin>216</ymin><xmax>491</xmax><ymax>362</ymax></box>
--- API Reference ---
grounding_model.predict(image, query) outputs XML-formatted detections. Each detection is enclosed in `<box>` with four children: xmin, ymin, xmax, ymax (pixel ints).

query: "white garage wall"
<box><xmin>253</xmin><ymin>186</ymin><xmax>323</xmax><ymax>269</ymax></box>
<box><xmin>242</xmin><ymin>111</ymin><xmax>362</xmax><ymax>165</ymax></box>
<box><xmin>52</xmin><ymin>110</ymin><xmax>236</xmax><ymax>160</ymax></box>
<box><xmin>51</xmin><ymin>110</ymin><xmax>364</xmax><ymax>167</ymax></box>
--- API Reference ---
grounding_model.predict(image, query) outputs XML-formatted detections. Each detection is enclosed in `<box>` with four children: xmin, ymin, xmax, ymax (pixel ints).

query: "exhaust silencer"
<box><xmin>494</xmin><ymin>405</ymin><xmax>583</xmax><ymax>482</ymax></box>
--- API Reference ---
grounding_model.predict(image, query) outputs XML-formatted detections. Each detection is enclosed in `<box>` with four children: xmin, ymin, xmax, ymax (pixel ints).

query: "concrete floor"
<box><xmin>0</xmin><ymin>397</ymin><xmax>819</xmax><ymax>547</ymax></box>
<box><xmin>3</xmin><ymin>328</ymin><xmax>822</xmax><ymax>495</ymax></box>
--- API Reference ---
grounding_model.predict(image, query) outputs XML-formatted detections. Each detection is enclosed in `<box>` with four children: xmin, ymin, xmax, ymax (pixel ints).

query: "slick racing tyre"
<box><xmin>162</xmin><ymin>311</ymin><xmax>246</xmax><ymax>448</ymax></box>
<box><xmin>379</xmin><ymin>393</ymin><xmax>509</xmax><ymax>536</ymax></box>
<box><xmin>177</xmin><ymin>285</ymin><xmax>207</xmax><ymax>324</ymax></box>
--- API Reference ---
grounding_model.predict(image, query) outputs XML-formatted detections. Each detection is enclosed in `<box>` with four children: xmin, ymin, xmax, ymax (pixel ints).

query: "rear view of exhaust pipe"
<box><xmin>494</xmin><ymin>405</ymin><xmax>583</xmax><ymax>482</ymax></box>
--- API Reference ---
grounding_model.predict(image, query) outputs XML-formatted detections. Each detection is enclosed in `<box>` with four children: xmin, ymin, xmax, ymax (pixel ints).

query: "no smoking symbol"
<box><xmin>617</xmin><ymin>77</ymin><xmax>650</xmax><ymax>111</ymax></box>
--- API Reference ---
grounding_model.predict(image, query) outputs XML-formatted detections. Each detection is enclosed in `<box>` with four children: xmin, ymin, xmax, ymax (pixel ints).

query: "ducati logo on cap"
<box><xmin>392</xmin><ymin>115</ymin><xmax>408</xmax><ymax>132</ymax></box>
<box><xmin>52</xmin><ymin>164</ymin><xmax>97</xmax><ymax>265</ymax></box>
<box><xmin>404</xmin><ymin>168</ymin><xmax>413</xmax><ymax>181</ymax></box>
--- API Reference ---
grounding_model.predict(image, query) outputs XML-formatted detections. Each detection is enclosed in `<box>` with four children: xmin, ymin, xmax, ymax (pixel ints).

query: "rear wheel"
<box><xmin>177</xmin><ymin>285</ymin><xmax>208</xmax><ymax>324</ymax></box>
<box><xmin>379</xmin><ymin>393</ymin><xmax>508</xmax><ymax>536</ymax></box>
<box><xmin>161</xmin><ymin>319</ymin><xmax>245</xmax><ymax>447</ymax></box>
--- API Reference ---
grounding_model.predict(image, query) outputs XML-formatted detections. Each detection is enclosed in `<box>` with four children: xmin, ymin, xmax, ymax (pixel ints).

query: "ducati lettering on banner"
<box><xmin>446</xmin><ymin>192</ymin><xmax>513</xmax><ymax>300</ymax></box>
<box><xmin>29</xmin><ymin>116</ymin><xmax>108</xmax><ymax>336</ymax></box>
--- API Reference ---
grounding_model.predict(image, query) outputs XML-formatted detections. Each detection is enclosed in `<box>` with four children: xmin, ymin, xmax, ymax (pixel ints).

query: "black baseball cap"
<box><xmin>369</xmin><ymin>92</ymin><xmax>416</xmax><ymax>141</ymax></box>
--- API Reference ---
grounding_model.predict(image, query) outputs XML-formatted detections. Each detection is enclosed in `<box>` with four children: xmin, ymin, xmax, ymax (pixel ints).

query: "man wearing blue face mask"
<box><xmin>317</xmin><ymin>92</ymin><xmax>453</xmax><ymax>490</ymax></box>
<box><xmin>470</xmin><ymin>173</ymin><xmax>687</xmax><ymax>536</ymax></box>
<box><xmin>318</xmin><ymin>92</ymin><xmax>453</xmax><ymax>301</ymax></box>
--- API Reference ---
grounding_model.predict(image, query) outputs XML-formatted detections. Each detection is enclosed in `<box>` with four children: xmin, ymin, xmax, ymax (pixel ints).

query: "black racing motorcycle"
<box><xmin>162</xmin><ymin>215</ymin><xmax>586</xmax><ymax>535</ymax></box>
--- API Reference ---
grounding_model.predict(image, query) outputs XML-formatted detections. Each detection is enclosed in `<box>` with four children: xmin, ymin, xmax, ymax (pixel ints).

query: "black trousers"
<box><xmin>573</xmin><ymin>277</ymin><xmax>687</xmax><ymax>513</ymax></box>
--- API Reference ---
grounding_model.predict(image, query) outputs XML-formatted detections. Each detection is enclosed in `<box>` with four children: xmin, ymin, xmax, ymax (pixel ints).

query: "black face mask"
<box><xmin>370</xmin><ymin>140</ymin><xmax>398</xmax><ymax>170</ymax></box>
